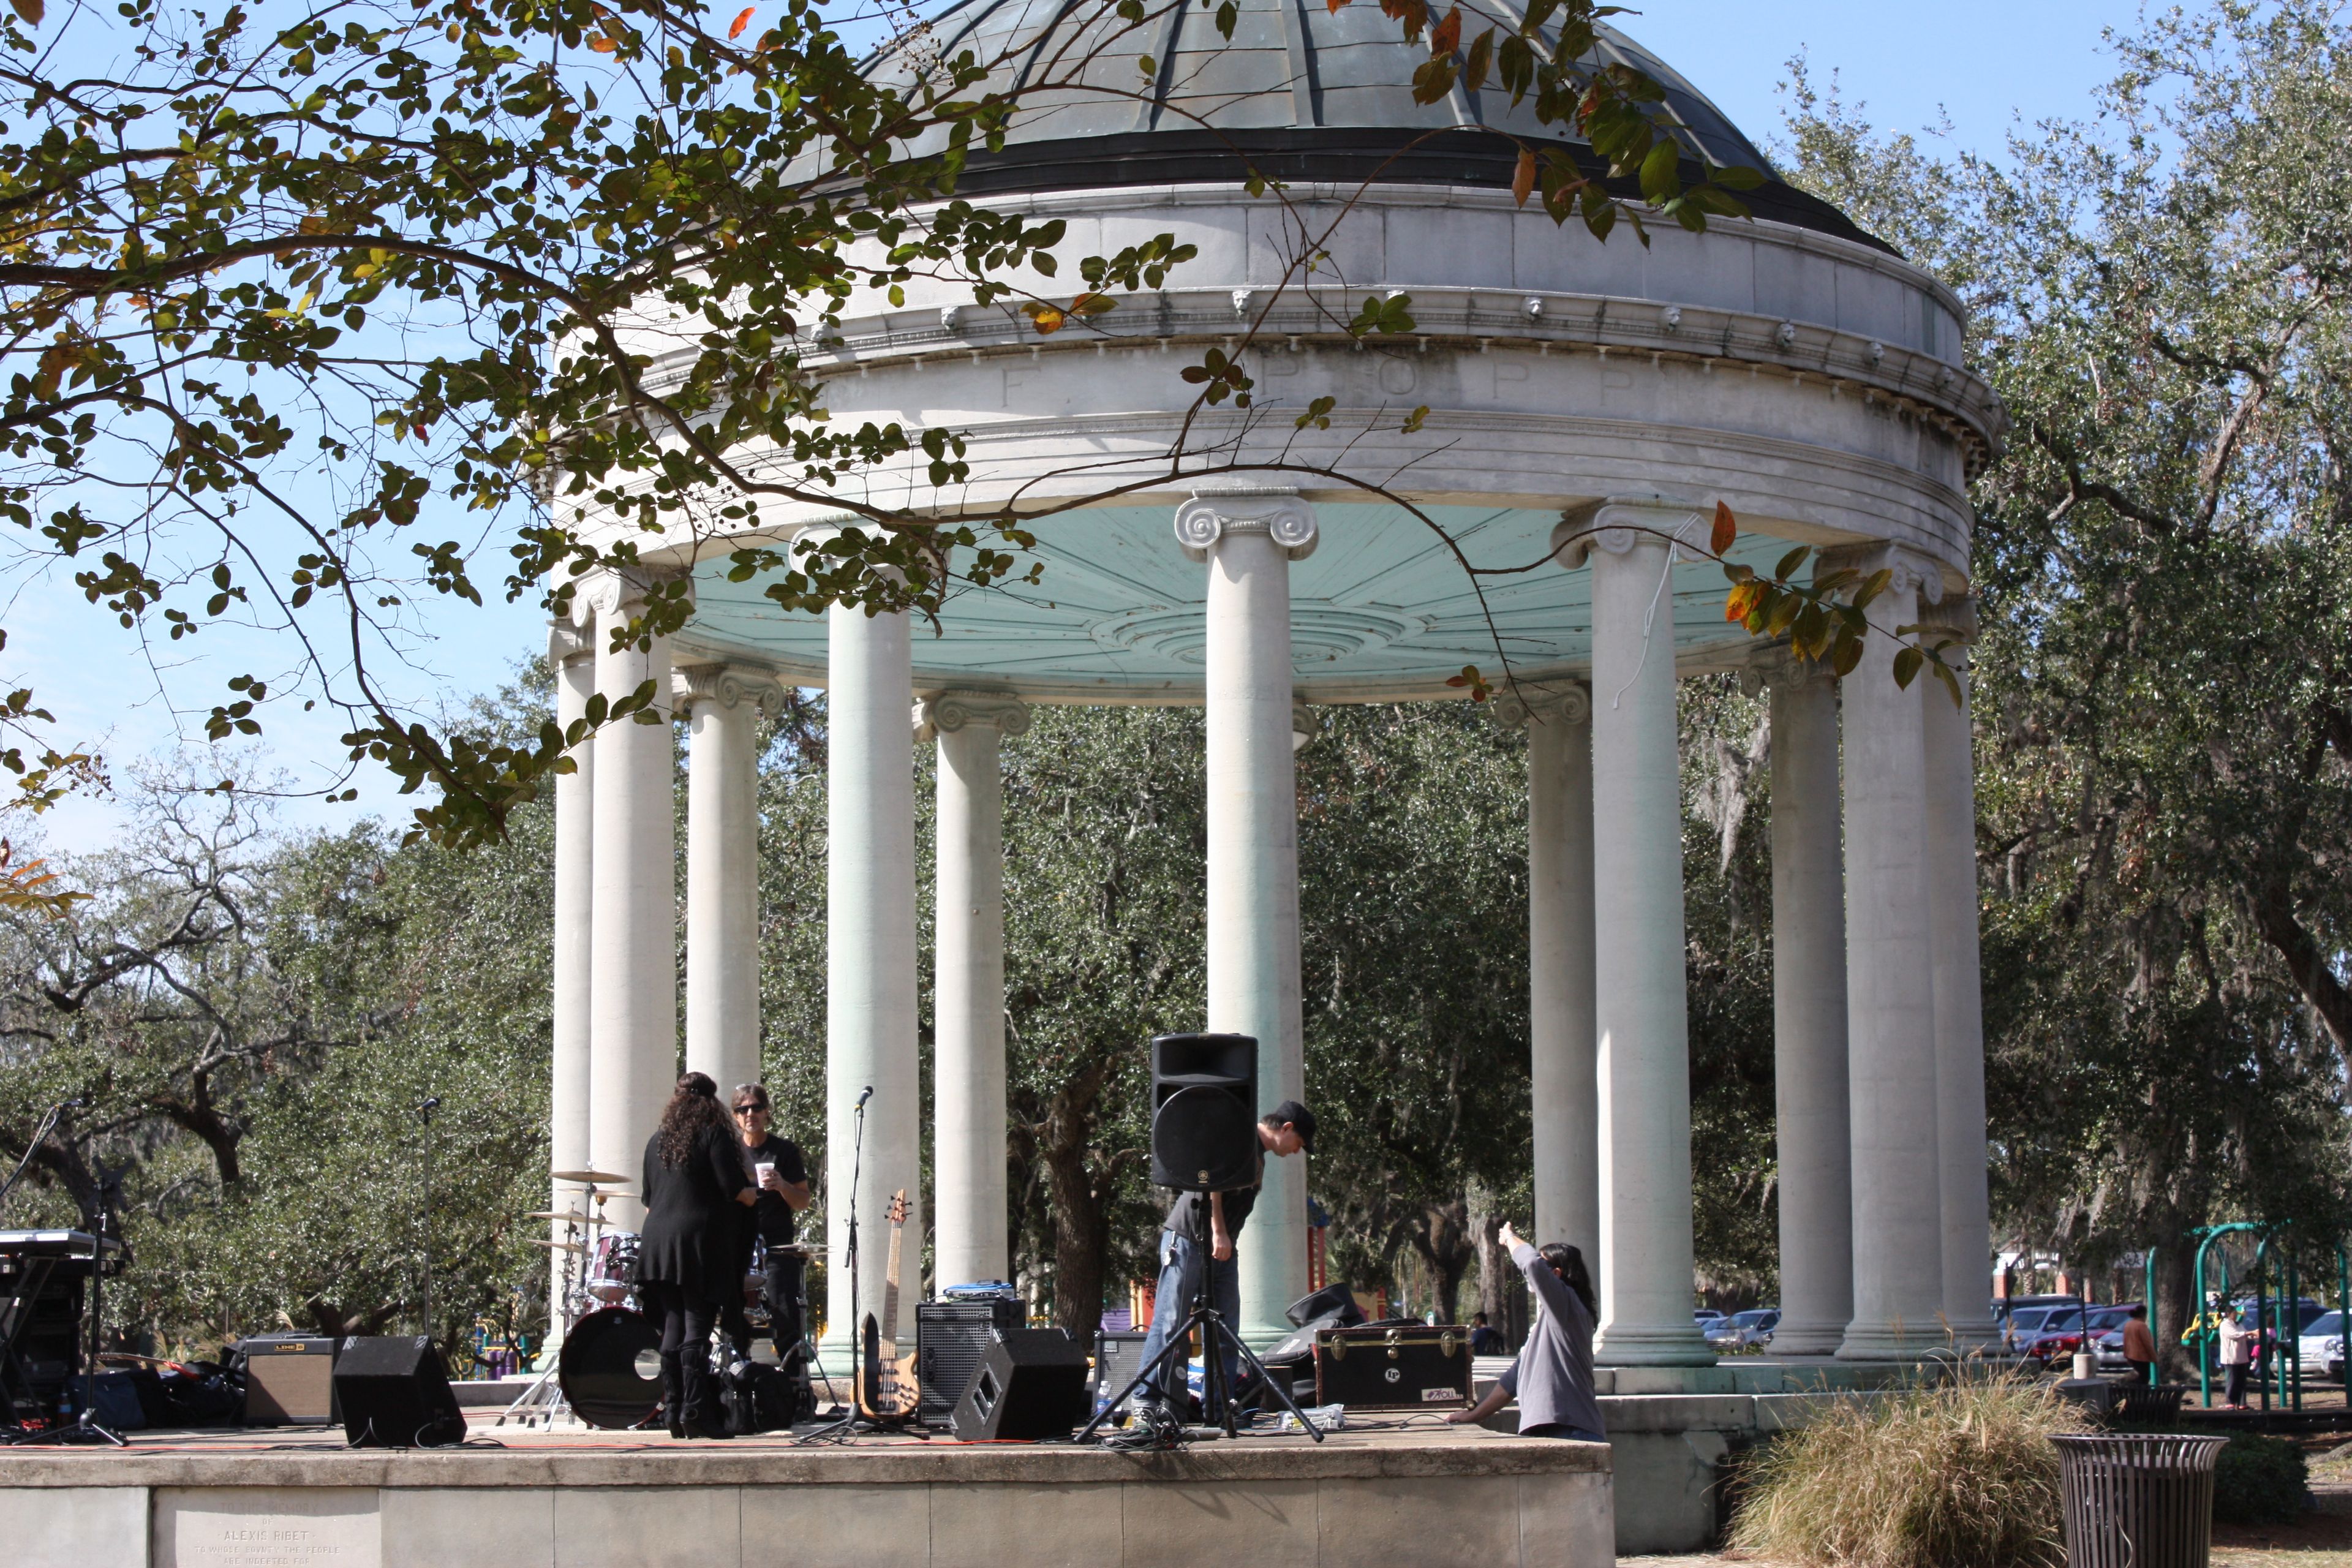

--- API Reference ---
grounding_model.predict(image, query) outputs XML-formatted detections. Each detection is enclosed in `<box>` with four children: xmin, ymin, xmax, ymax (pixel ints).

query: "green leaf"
<box><xmin>1773</xmin><ymin>545</ymin><xmax>1810</xmax><ymax>581</ymax></box>
<box><xmin>1892</xmin><ymin>646</ymin><xmax>1923</xmax><ymax>689</ymax></box>
<box><xmin>1638</xmin><ymin>137</ymin><xmax>1682</xmax><ymax>203</ymax></box>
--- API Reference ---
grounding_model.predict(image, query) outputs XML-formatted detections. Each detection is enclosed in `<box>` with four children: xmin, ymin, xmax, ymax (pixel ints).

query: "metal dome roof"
<box><xmin>869</xmin><ymin>0</ymin><xmax>1881</xmax><ymax>247</ymax></box>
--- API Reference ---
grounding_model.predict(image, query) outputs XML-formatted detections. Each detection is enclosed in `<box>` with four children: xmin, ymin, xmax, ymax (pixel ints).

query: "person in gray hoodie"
<box><xmin>1446</xmin><ymin>1219</ymin><xmax>1605</xmax><ymax>1442</ymax></box>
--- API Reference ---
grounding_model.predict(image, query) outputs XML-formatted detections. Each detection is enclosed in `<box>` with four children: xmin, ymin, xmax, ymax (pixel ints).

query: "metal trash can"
<box><xmin>2051</xmin><ymin>1433</ymin><xmax>2231</xmax><ymax>1568</ymax></box>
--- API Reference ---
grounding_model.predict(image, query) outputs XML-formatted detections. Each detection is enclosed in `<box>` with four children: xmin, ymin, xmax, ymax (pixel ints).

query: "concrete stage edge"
<box><xmin>0</xmin><ymin>1421</ymin><xmax>1612</xmax><ymax>1568</ymax></box>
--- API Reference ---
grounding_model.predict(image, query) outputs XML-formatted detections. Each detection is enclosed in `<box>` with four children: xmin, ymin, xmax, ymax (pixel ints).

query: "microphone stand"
<box><xmin>799</xmin><ymin>1089</ymin><xmax>870</xmax><ymax>1442</ymax></box>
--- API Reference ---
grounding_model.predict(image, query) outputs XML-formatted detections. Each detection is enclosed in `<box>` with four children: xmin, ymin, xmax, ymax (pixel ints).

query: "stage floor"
<box><xmin>0</xmin><ymin>1408</ymin><xmax>1615</xmax><ymax>1568</ymax></box>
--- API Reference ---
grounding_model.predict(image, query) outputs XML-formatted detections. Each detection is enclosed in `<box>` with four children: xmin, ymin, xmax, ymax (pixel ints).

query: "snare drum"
<box><xmin>587</xmin><ymin>1231</ymin><xmax>641</xmax><ymax>1307</ymax></box>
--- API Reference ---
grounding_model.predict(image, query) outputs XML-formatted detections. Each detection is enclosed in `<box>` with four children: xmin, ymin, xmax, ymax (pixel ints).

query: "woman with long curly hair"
<box><xmin>639</xmin><ymin>1071</ymin><xmax>755</xmax><ymax>1439</ymax></box>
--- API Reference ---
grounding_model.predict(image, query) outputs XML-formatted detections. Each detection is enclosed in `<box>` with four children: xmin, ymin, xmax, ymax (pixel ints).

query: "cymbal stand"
<box><xmin>497</xmin><ymin>1180</ymin><xmax>607</xmax><ymax>1429</ymax></box>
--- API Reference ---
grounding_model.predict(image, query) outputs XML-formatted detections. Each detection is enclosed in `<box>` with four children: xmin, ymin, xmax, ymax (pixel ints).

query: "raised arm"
<box><xmin>1499</xmin><ymin>1219</ymin><xmax>1588</xmax><ymax>1330</ymax></box>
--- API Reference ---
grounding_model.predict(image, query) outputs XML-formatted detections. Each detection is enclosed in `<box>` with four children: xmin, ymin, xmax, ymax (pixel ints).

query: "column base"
<box><xmin>1592</xmin><ymin>1321</ymin><xmax>1718</xmax><ymax>1367</ymax></box>
<box><xmin>1835</xmin><ymin>1317</ymin><xmax>1954</xmax><ymax>1360</ymax></box>
<box><xmin>1940</xmin><ymin>1313</ymin><xmax>2004</xmax><ymax>1356</ymax></box>
<box><xmin>1763</xmin><ymin>1317</ymin><xmax>1850</xmax><ymax>1357</ymax></box>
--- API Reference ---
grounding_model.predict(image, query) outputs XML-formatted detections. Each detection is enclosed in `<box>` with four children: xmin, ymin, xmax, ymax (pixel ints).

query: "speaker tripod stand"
<box><xmin>1076</xmin><ymin>1200</ymin><xmax>1324</xmax><ymax>1447</ymax></box>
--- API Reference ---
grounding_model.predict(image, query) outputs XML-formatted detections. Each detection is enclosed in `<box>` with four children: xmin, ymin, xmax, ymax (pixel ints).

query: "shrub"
<box><xmin>2212</xmin><ymin>1433</ymin><xmax>2307</xmax><ymax>1526</ymax></box>
<box><xmin>1727</xmin><ymin>1371</ymin><xmax>2089</xmax><ymax>1568</ymax></box>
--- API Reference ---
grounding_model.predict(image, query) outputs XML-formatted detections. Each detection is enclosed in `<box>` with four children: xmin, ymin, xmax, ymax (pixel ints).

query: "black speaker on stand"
<box><xmin>1148</xmin><ymin>1033</ymin><xmax>1257</xmax><ymax>1193</ymax></box>
<box><xmin>334</xmin><ymin>1336</ymin><xmax>467</xmax><ymax>1448</ymax></box>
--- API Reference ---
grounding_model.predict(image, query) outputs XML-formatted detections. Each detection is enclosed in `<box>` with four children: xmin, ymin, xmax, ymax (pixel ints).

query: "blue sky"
<box><xmin>20</xmin><ymin>0</ymin><xmax>2155</xmax><ymax>854</ymax></box>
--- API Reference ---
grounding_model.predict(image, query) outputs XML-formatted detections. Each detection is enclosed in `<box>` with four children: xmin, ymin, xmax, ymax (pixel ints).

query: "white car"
<box><xmin>1705</xmin><ymin>1309</ymin><xmax>1781</xmax><ymax>1349</ymax></box>
<box><xmin>2299</xmin><ymin>1311</ymin><xmax>2346</xmax><ymax>1380</ymax></box>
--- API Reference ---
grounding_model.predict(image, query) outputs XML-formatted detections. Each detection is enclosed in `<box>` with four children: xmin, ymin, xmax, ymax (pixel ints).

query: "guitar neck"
<box><xmin>879</xmin><ymin>1214</ymin><xmax>905</xmax><ymax>1354</ymax></box>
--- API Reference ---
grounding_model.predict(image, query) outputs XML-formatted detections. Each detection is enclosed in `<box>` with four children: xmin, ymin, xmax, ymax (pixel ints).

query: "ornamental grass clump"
<box><xmin>1728</xmin><ymin>1370</ymin><xmax>2089</xmax><ymax>1568</ymax></box>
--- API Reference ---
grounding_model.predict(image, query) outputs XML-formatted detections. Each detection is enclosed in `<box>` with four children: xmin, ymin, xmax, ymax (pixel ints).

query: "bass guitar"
<box><xmin>856</xmin><ymin>1189</ymin><xmax>921</xmax><ymax>1423</ymax></box>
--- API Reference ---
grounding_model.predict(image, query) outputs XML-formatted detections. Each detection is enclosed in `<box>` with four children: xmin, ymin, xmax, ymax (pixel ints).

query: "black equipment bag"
<box><xmin>1313</xmin><ymin>1324</ymin><xmax>1473</xmax><ymax>1411</ymax></box>
<box><xmin>722</xmin><ymin>1359</ymin><xmax>806</xmax><ymax>1435</ymax></box>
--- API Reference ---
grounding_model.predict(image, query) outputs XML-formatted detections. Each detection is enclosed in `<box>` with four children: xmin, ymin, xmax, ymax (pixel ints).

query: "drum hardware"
<box><xmin>501</xmin><ymin>1170</ymin><xmax>628</xmax><ymax>1428</ymax></box>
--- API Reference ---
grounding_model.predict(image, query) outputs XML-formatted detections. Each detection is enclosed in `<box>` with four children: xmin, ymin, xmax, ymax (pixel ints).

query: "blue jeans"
<box><xmin>1133</xmin><ymin>1229</ymin><xmax>1240</xmax><ymax>1409</ymax></box>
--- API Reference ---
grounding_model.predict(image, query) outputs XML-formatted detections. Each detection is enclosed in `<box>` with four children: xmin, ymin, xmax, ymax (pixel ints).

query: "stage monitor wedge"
<box><xmin>333</xmin><ymin>1335</ymin><xmax>467</xmax><ymax>1448</ymax></box>
<box><xmin>949</xmin><ymin>1329</ymin><xmax>1090</xmax><ymax>1442</ymax></box>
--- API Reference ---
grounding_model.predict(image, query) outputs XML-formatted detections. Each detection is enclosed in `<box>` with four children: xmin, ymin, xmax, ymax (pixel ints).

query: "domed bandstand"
<box><xmin>543</xmin><ymin>0</ymin><xmax>2008</xmax><ymax>1378</ymax></box>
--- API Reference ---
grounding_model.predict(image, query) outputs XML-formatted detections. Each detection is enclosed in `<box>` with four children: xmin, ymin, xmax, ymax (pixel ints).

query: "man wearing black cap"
<box><xmin>1131</xmin><ymin>1099</ymin><xmax>1315</xmax><ymax>1419</ymax></box>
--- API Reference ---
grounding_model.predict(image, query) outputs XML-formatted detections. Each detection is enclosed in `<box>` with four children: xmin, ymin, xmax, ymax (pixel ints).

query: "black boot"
<box><xmin>683</xmin><ymin>1358</ymin><xmax>731</xmax><ymax>1439</ymax></box>
<box><xmin>660</xmin><ymin>1354</ymin><xmax>687</xmax><ymax>1440</ymax></box>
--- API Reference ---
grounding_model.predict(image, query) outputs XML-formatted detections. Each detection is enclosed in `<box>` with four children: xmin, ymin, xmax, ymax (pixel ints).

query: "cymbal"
<box><xmin>530</xmin><ymin>1239</ymin><xmax>586</xmax><ymax>1253</ymax></box>
<box><xmin>526</xmin><ymin>1210</ymin><xmax>591</xmax><ymax>1223</ymax></box>
<box><xmin>552</xmin><ymin>1168</ymin><xmax>629</xmax><ymax>1185</ymax></box>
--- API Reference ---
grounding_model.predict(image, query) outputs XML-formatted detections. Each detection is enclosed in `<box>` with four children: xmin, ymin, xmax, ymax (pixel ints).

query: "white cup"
<box><xmin>755</xmin><ymin>1161</ymin><xmax>776</xmax><ymax>1191</ymax></box>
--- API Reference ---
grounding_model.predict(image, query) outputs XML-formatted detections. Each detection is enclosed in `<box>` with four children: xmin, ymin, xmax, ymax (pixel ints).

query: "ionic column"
<box><xmin>1178</xmin><ymin>489</ymin><xmax>1316</xmax><ymax>1348</ymax></box>
<box><xmin>1556</xmin><ymin>504</ymin><xmax>1713</xmax><ymax>1365</ymax></box>
<box><xmin>821</xmin><ymin>589</ymin><xmax>919</xmax><ymax>1356</ymax></box>
<box><xmin>680</xmin><ymin>665</ymin><xmax>778</xmax><ymax>1101</ymax></box>
<box><xmin>587</xmin><ymin>577</ymin><xmax>679</xmax><ymax>1232</ymax></box>
<box><xmin>1831</xmin><ymin>545</ymin><xmax>1947</xmax><ymax>1359</ymax></box>
<box><xmin>1498</xmin><ymin>683</ymin><xmax>1599</xmax><ymax>1262</ymax></box>
<box><xmin>1921</xmin><ymin>599</ymin><xmax>1999</xmax><ymax>1351</ymax></box>
<box><xmin>1765</xmin><ymin>655</ymin><xmax>1853</xmax><ymax>1355</ymax></box>
<box><xmin>548</xmin><ymin>621</ymin><xmax>597</xmax><ymax>1335</ymax></box>
<box><xmin>921</xmin><ymin>691</ymin><xmax>1029</xmax><ymax>1292</ymax></box>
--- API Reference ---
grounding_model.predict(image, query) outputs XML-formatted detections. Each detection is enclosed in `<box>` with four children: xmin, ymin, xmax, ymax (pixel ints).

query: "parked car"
<box><xmin>2298</xmin><ymin>1311</ymin><xmax>2346</xmax><ymax>1381</ymax></box>
<box><xmin>2021</xmin><ymin>1305</ymin><xmax>2137</xmax><ymax>1369</ymax></box>
<box><xmin>2235</xmin><ymin>1297</ymin><xmax>2329</xmax><ymax>1334</ymax></box>
<box><xmin>1705</xmin><ymin>1308</ymin><xmax>1781</xmax><ymax>1349</ymax></box>
<box><xmin>1694</xmin><ymin>1309</ymin><xmax>1725</xmax><ymax>1327</ymax></box>
<box><xmin>2001</xmin><ymin>1305</ymin><xmax>2071</xmax><ymax>1354</ymax></box>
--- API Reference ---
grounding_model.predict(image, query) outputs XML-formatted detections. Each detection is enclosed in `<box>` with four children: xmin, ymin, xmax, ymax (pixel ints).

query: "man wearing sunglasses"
<box><xmin>725</xmin><ymin>1084</ymin><xmax>812</xmax><ymax>1365</ymax></box>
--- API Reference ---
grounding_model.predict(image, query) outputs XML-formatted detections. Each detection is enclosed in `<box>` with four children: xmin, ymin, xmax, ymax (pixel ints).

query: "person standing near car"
<box><xmin>2121</xmin><ymin>1303</ymin><xmax>2158</xmax><ymax>1387</ymax></box>
<box><xmin>2217</xmin><ymin>1308</ymin><xmax>2255</xmax><ymax>1408</ymax></box>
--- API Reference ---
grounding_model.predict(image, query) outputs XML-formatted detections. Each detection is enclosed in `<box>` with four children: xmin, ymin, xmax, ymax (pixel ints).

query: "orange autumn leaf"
<box><xmin>1511</xmin><ymin>147</ymin><xmax>1537</xmax><ymax>207</ymax></box>
<box><xmin>1724</xmin><ymin>581</ymin><xmax>1765</xmax><ymax>623</ymax></box>
<box><xmin>1430</xmin><ymin>3</ymin><xmax>1461</xmax><ymax>55</ymax></box>
<box><xmin>1710</xmin><ymin>498</ymin><xmax>1736</xmax><ymax>556</ymax></box>
<box><xmin>728</xmin><ymin>7</ymin><xmax>754</xmax><ymax>38</ymax></box>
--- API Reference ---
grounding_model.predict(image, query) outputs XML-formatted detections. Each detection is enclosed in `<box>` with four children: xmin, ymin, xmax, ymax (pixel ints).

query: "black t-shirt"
<box><xmin>1163</xmin><ymin>1149</ymin><xmax>1264</xmax><ymax>1242</ymax></box>
<box><xmin>735</xmin><ymin>1134</ymin><xmax>809</xmax><ymax>1246</ymax></box>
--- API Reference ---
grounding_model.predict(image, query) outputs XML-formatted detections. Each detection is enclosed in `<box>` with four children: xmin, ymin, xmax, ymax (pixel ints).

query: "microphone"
<box><xmin>855</xmin><ymin>1085</ymin><xmax>873</xmax><ymax>1109</ymax></box>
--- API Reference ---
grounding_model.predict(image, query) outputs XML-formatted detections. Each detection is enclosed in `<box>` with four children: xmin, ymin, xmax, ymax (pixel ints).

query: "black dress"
<box><xmin>639</xmin><ymin>1123</ymin><xmax>752</xmax><ymax>1303</ymax></box>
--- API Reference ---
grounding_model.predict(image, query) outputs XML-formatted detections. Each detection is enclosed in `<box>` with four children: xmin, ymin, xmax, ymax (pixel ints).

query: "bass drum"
<box><xmin>558</xmin><ymin>1306</ymin><xmax>663</xmax><ymax>1430</ymax></box>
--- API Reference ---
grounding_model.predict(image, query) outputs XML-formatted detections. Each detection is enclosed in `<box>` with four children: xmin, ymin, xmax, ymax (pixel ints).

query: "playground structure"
<box><xmin>2161</xmin><ymin>1222</ymin><xmax>2352</xmax><ymax>1411</ymax></box>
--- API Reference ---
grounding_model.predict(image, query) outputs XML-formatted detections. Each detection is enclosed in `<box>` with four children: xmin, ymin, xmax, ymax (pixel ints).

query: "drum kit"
<box><xmin>498</xmin><ymin>1167</ymin><xmax>831</xmax><ymax>1432</ymax></box>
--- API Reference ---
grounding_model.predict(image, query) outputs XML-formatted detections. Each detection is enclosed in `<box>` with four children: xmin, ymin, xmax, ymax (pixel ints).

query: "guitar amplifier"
<box><xmin>914</xmin><ymin>1297</ymin><xmax>1023</xmax><ymax>1426</ymax></box>
<box><xmin>239</xmin><ymin>1334</ymin><xmax>341</xmax><ymax>1425</ymax></box>
<box><xmin>1090</xmin><ymin>1329</ymin><xmax>1151</xmax><ymax>1414</ymax></box>
<box><xmin>1313</xmin><ymin>1324</ymin><xmax>1472</xmax><ymax>1411</ymax></box>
